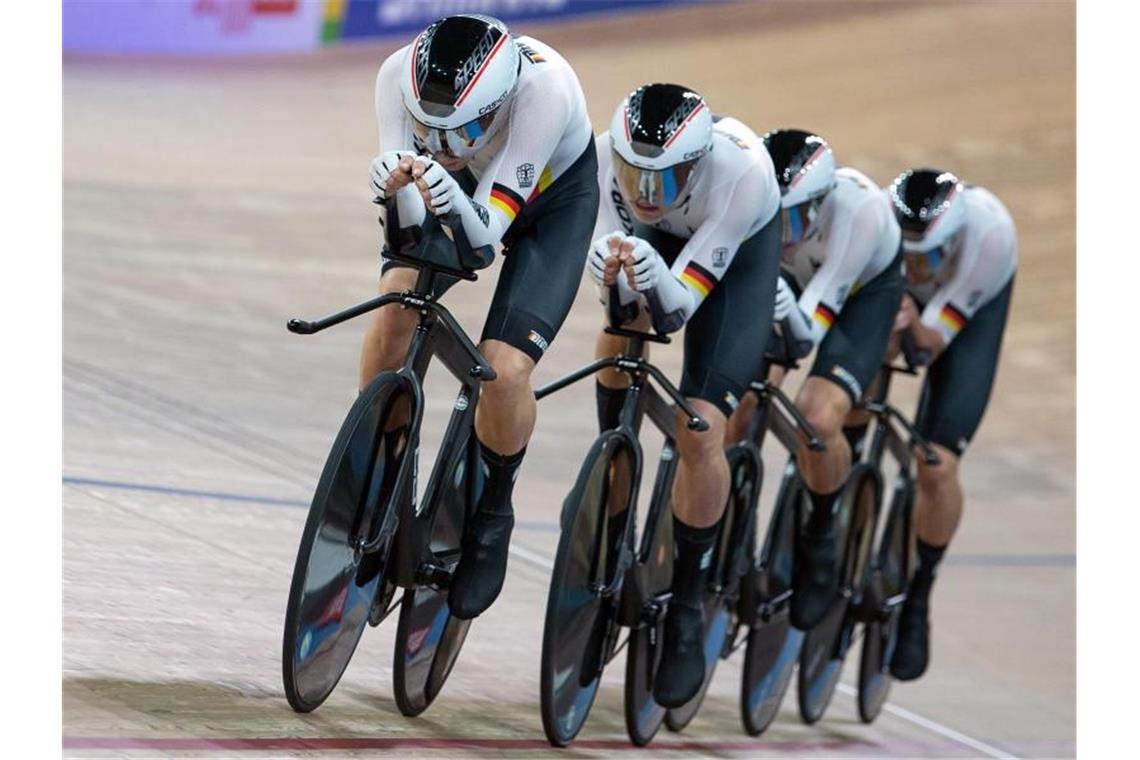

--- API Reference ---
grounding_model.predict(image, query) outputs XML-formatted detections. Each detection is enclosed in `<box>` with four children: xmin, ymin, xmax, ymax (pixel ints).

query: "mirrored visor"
<box><xmin>613</xmin><ymin>150</ymin><xmax>697</xmax><ymax>209</ymax></box>
<box><xmin>782</xmin><ymin>201</ymin><xmax>818</xmax><ymax>246</ymax></box>
<box><xmin>410</xmin><ymin>108</ymin><xmax>499</xmax><ymax>155</ymax></box>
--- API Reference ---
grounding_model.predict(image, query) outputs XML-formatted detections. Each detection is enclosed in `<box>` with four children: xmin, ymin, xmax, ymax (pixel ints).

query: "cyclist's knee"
<box><xmin>796</xmin><ymin>378</ymin><xmax>851</xmax><ymax>442</ymax></box>
<box><xmin>480</xmin><ymin>340</ymin><xmax>536</xmax><ymax>397</ymax></box>
<box><xmin>676</xmin><ymin>399</ymin><xmax>726</xmax><ymax>463</ymax></box>
<box><xmin>916</xmin><ymin>443</ymin><xmax>959</xmax><ymax>495</ymax></box>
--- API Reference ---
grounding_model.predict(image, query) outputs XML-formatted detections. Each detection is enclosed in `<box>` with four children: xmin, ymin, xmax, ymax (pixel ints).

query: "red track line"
<box><xmin>63</xmin><ymin>735</ymin><xmax>909</xmax><ymax>753</ymax></box>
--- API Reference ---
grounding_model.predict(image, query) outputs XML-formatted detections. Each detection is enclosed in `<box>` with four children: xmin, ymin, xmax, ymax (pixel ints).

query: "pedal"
<box><xmin>415</xmin><ymin>562</ymin><xmax>453</xmax><ymax>589</ymax></box>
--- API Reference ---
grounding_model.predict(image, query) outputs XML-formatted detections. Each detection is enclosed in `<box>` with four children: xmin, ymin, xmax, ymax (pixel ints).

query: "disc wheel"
<box><xmin>623</xmin><ymin>609</ymin><xmax>668</xmax><ymax>746</ymax></box>
<box><xmin>392</xmin><ymin>429</ymin><xmax>480</xmax><ymax>717</ymax></box>
<box><xmin>282</xmin><ymin>374</ymin><xmax>412</xmax><ymax>713</ymax></box>
<box><xmin>540</xmin><ymin>432</ymin><xmax>635</xmax><ymax>746</ymax></box>
<box><xmin>796</xmin><ymin>466</ymin><xmax>879</xmax><ymax>724</ymax></box>
<box><xmin>858</xmin><ymin>478</ymin><xmax>913</xmax><ymax>723</ymax></box>
<box><xmin>664</xmin><ymin>598</ymin><xmax>732</xmax><ymax>732</ymax></box>
<box><xmin>741</xmin><ymin>467</ymin><xmax>803</xmax><ymax>736</ymax></box>
<box><xmin>392</xmin><ymin>584</ymin><xmax>472</xmax><ymax>716</ymax></box>
<box><xmin>664</xmin><ymin>446</ymin><xmax>758</xmax><ymax>734</ymax></box>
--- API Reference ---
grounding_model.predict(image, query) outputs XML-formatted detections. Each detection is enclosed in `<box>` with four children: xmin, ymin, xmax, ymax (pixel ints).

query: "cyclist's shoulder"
<box><xmin>376</xmin><ymin>44</ymin><xmax>410</xmax><ymax>84</ymax></box>
<box><xmin>706</xmin><ymin>117</ymin><xmax>773</xmax><ymax>185</ymax></box>
<box><xmin>514</xmin><ymin>35</ymin><xmax>576</xmax><ymax>84</ymax></box>
<box><xmin>962</xmin><ymin>185</ymin><xmax>1013</xmax><ymax>227</ymax></box>
<box><xmin>832</xmin><ymin>167</ymin><xmax>895</xmax><ymax>223</ymax></box>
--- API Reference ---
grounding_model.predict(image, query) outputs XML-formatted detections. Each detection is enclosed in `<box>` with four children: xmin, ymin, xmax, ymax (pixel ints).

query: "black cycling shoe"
<box><xmin>652</xmin><ymin>603</ymin><xmax>706</xmax><ymax>708</ymax></box>
<box><xmin>447</xmin><ymin>507</ymin><xmax>515</xmax><ymax>620</ymax></box>
<box><xmin>790</xmin><ymin>524</ymin><xmax>839</xmax><ymax>630</ymax></box>
<box><xmin>889</xmin><ymin>597</ymin><xmax>931</xmax><ymax>681</ymax></box>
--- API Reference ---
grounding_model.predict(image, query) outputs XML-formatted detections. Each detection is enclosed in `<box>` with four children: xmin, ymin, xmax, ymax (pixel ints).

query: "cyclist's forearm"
<box><xmin>448</xmin><ymin>191</ymin><xmax>504</xmax><ymax>249</ymax></box>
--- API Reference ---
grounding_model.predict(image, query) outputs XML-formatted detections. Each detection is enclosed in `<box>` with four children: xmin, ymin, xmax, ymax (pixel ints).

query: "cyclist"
<box><xmin>726</xmin><ymin>129</ymin><xmax>904</xmax><ymax>631</ymax></box>
<box><xmin>883</xmin><ymin>168</ymin><xmax>1017</xmax><ymax>679</ymax></box>
<box><xmin>363</xmin><ymin>14</ymin><xmax>598</xmax><ymax>620</ymax></box>
<box><xmin>588</xmin><ymin>83</ymin><xmax>782</xmax><ymax>707</ymax></box>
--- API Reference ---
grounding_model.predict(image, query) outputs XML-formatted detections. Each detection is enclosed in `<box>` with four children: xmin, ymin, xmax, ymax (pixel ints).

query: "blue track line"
<box><xmin>63</xmin><ymin>475</ymin><xmax>1076</xmax><ymax>562</ymax></box>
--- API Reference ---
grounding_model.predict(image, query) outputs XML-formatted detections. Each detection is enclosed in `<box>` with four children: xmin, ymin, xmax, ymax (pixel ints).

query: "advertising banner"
<box><xmin>325</xmin><ymin>0</ymin><xmax>709</xmax><ymax>43</ymax></box>
<box><xmin>64</xmin><ymin>0</ymin><xmax>326</xmax><ymax>54</ymax></box>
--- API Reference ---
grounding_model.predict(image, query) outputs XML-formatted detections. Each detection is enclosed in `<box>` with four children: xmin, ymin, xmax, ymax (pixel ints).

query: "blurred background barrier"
<box><xmin>63</xmin><ymin>0</ymin><xmax>721</xmax><ymax>55</ymax></box>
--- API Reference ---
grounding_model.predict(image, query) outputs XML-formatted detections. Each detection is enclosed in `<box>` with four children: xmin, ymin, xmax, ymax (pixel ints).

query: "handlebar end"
<box><xmin>808</xmin><ymin>438</ymin><xmax>826</xmax><ymax>453</ymax></box>
<box><xmin>688</xmin><ymin>418</ymin><xmax>710</xmax><ymax>432</ymax></box>
<box><xmin>287</xmin><ymin>318</ymin><xmax>315</xmax><ymax>335</ymax></box>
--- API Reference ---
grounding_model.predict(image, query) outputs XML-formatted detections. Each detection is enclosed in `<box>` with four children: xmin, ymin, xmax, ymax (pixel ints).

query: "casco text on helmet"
<box><xmin>400</xmin><ymin>15</ymin><xmax>521</xmax><ymax>136</ymax></box>
<box><xmin>763</xmin><ymin>128</ymin><xmax>837</xmax><ymax>209</ymax></box>
<box><xmin>889</xmin><ymin>168</ymin><xmax>966</xmax><ymax>253</ymax></box>
<box><xmin>609</xmin><ymin>84</ymin><xmax>713</xmax><ymax>213</ymax></box>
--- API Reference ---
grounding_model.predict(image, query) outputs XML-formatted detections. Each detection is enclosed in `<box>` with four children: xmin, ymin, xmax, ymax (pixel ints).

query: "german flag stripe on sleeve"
<box><xmin>813</xmin><ymin>303</ymin><xmax>837</xmax><ymax>330</ymax></box>
<box><xmin>938</xmin><ymin>303</ymin><xmax>968</xmax><ymax>334</ymax></box>
<box><xmin>526</xmin><ymin>166</ymin><xmax>554</xmax><ymax>203</ymax></box>
<box><xmin>680</xmin><ymin>262</ymin><xmax>716</xmax><ymax>298</ymax></box>
<box><xmin>489</xmin><ymin>184</ymin><xmax>525</xmax><ymax>222</ymax></box>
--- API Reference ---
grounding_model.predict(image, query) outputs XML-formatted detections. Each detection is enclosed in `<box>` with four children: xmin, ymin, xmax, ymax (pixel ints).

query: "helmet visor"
<box><xmin>410</xmin><ymin>108</ymin><xmax>500</xmax><ymax>157</ymax></box>
<box><xmin>782</xmin><ymin>200</ymin><xmax>819</xmax><ymax>246</ymax></box>
<box><xmin>903</xmin><ymin>247</ymin><xmax>944</xmax><ymax>285</ymax></box>
<box><xmin>613</xmin><ymin>150</ymin><xmax>697</xmax><ymax>209</ymax></box>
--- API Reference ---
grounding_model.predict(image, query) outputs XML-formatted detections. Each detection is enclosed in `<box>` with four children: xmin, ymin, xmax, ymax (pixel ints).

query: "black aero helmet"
<box><xmin>401</xmin><ymin>15</ymin><xmax>521</xmax><ymax>154</ymax></box>
<box><xmin>763</xmin><ymin>128</ymin><xmax>836</xmax><ymax>245</ymax></box>
<box><xmin>889</xmin><ymin>168</ymin><xmax>966</xmax><ymax>253</ymax></box>
<box><xmin>763</xmin><ymin>129</ymin><xmax>837</xmax><ymax>207</ymax></box>
<box><xmin>609</xmin><ymin>83</ymin><xmax>714</xmax><ymax>209</ymax></box>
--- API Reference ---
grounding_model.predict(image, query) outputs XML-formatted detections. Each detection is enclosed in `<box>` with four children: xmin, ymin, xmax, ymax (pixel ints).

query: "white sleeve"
<box><xmin>920</xmin><ymin>224</ymin><xmax>1016</xmax><ymax>346</ymax></box>
<box><xmin>794</xmin><ymin>197</ymin><xmax>885</xmax><ymax>347</ymax></box>
<box><xmin>375</xmin><ymin>51</ymin><xmax>425</xmax><ymax>227</ymax></box>
<box><xmin>450</xmin><ymin>75</ymin><xmax>575</xmax><ymax>249</ymax></box>
<box><xmin>669</xmin><ymin>163</ymin><xmax>772</xmax><ymax>312</ymax></box>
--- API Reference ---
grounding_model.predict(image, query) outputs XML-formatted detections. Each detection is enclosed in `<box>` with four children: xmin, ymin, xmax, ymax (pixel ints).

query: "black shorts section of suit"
<box><xmin>634</xmin><ymin>211</ymin><xmax>782</xmax><ymax>418</ymax></box>
<box><xmin>382</xmin><ymin>140</ymin><xmax>599</xmax><ymax>363</ymax></box>
<box><xmin>914</xmin><ymin>278</ymin><xmax>1014</xmax><ymax>456</ymax></box>
<box><xmin>808</xmin><ymin>252</ymin><xmax>905</xmax><ymax>406</ymax></box>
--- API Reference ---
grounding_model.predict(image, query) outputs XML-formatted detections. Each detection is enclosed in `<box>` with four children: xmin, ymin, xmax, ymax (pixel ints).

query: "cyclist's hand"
<box><xmin>621</xmin><ymin>237</ymin><xmax>667</xmax><ymax>292</ymax></box>
<box><xmin>412</xmin><ymin>157</ymin><xmax>458</xmax><ymax>215</ymax></box>
<box><xmin>369</xmin><ymin>151</ymin><xmax>416</xmax><ymax>201</ymax></box>
<box><xmin>773</xmin><ymin>275</ymin><xmax>797</xmax><ymax>322</ymax></box>
<box><xmin>588</xmin><ymin>233</ymin><xmax>626</xmax><ymax>287</ymax></box>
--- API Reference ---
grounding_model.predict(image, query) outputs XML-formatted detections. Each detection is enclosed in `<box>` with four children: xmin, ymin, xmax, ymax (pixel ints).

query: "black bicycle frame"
<box><xmin>855</xmin><ymin>354</ymin><xmax>941</xmax><ymax>606</ymax></box>
<box><xmin>287</xmin><ymin>198</ymin><xmax>497</xmax><ymax>590</ymax></box>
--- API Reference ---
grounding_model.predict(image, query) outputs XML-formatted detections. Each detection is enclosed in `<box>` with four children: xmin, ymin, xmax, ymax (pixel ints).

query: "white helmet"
<box><xmin>762</xmin><ymin>129</ymin><xmax>837</xmax><ymax>245</ymax></box>
<box><xmin>609</xmin><ymin>83</ymin><xmax>714</xmax><ymax>212</ymax></box>
<box><xmin>888</xmin><ymin>168</ymin><xmax>966</xmax><ymax>254</ymax></box>
<box><xmin>400</xmin><ymin>14</ymin><xmax>520</xmax><ymax>157</ymax></box>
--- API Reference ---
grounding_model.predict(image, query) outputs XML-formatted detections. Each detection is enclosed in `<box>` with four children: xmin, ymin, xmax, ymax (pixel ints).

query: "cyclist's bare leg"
<box><xmin>892</xmin><ymin>441</ymin><xmax>960</xmax><ymax>679</ymax></box>
<box><xmin>358</xmin><ymin>267</ymin><xmax>419</xmax><ymax>390</ymax></box>
<box><xmin>654</xmin><ymin>399</ymin><xmax>728</xmax><ymax>706</ymax></box>
<box><xmin>913</xmin><ymin>444</ymin><xmax>962</xmax><ymax>545</ymax></box>
<box><xmin>673</xmin><ymin>400</ymin><xmax>730</xmax><ymax>528</ymax></box>
<box><xmin>593</xmin><ymin>311</ymin><xmax>650</xmax><ymax>516</ymax></box>
<box><xmin>789</xmin><ymin>376</ymin><xmax>855</xmax><ymax>629</ymax></box>
<box><xmin>474</xmin><ymin>340</ymin><xmax>537</xmax><ymax>457</ymax></box>
<box><xmin>358</xmin><ymin>267</ymin><xmax>420</xmax><ymax>433</ymax></box>
<box><xmin>448</xmin><ymin>340</ymin><xmax>539</xmax><ymax>619</ymax></box>
<box><xmin>795</xmin><ymin>378</ymin><xmax>854</xmax><ymax>494</ymax></box>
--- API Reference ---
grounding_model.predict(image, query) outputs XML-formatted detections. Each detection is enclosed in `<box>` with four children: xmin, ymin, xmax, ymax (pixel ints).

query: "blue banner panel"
<box><xmin>338</xmin><ymin>0</ymin><xmax>706</xmax><ymax>40</ymax></box>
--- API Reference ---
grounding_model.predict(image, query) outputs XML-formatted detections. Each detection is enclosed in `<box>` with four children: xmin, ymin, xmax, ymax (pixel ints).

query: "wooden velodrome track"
<box><xmin>63</xmin><ymin>1</ymin><xmax>1074</xmax><ymax>757</ymax></box>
